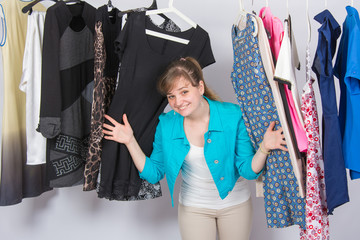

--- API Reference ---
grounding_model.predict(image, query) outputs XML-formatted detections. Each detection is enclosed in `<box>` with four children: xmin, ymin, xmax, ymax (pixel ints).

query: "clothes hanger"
<box><xmin>235</xmin><ymin>0</ymin><xmax>246</xmax><ymax>24</ymax></box>
<box><xmin>22</xmin><ymin>0</ymin><xmax>58</xmax><ymax>14</ymax></box>
<box><xmin>146</xmin><ymin>0</ymin><xmax>197</xmax><ymax>28</ymax></box>
<box><xmin>351</xmin><ymin>0</ymin><xmax>354</xmax><ymax>7</ymax></box>
<box><xmin>235</xmin><ymin>0</ymin><xmax>258</xmax><ymax>37</ymax></box>
<box><xmin>145</xmin><ymin>0</ymin><xmax>195</xmax><ymax>44</ymax></box>
<box><xmin>261</xmin><ymin>0</ymin><xmax>269</xmax><ymax>18</ymax></box>
<box><xmin>149</xmin><ymin>0</ymin><xmax>158</xmax><ymax>10</ymax></box>
<box><xmin>261</xmin><ymin>0</ymin><xmax>269</xmax><ymax>20</ymax></box>
<box><xmin>286</xmin><ymin>0</ymin><xmax>289</xmax><ymax>17</ymax></box>
<box><xmin>251</xmin><ymin>0</ymin><xmax>256</xmax><ymax>15</ymax></box>
<box><xmin>118</xmin><ymin>0</ymin><xmax>170</xmax><ymax>22</ymax></box>
<box><xmin>63</xmin><ymin>0</ymin><xmax>82</xmax><ymax>4</ymax></box>
<box><xmin>0</xmin><ymin>4</ymin><xmax>6</xmax><ymax>47</ymax></box>
<box><xmin>107</xmin><ymin>0</ymin><xmax>114</xmax><ymax>10</ymax></box>
<box><xmin>325</xmin><ymin>0</ymin><xmax>327</xmax><ymax>9</ymax></box>
<box><xmin>306</xmin><ymin>0</ymin><xmax>310</xmax><ymax>44</ymax></box>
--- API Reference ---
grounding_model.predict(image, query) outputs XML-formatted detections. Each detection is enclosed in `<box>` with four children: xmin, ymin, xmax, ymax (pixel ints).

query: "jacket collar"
<box><xmin>314</xmin><ymin>9</ymin><xmax>340</xmax><ymax>31</ymax></box>
<box><xmin>171</xmin><ymin>96</ymin><xmax>223</xmax><ymax>141</ymax></box>
<box><xmin>59</xmin><ymin>1</ymin><xmax>95</xmax><ymax>34</ymax></box>
<box><xmin>346</xmin><ymin>5</ymin><xmax>359</xmax><ymax>18</ymax></box>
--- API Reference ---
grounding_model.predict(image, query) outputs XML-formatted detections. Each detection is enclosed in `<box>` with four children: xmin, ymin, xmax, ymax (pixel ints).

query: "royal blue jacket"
<box><xmin>139</xmin><ymin>97</ymin><xmax>262</xmax><ymax>206</ymax></box>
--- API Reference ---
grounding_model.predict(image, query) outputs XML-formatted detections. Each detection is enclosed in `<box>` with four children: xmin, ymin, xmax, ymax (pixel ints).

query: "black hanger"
<box><xmin>22</xmin><ymin>0</ymin><xmax>58</xmax><ymax>14</ymax></box>
<box><xmin>149</xmin><ymin>0</ymin><xmax>157</xmax><ymax>9</ymax></box>
<box><xmin>107</xmin><ymin>0</ymin><xmax>114</xmax><ymax>10</ymax></box>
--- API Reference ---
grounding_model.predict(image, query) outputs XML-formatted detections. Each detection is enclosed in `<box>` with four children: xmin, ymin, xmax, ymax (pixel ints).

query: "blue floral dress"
<box><xmin>230</xmin><ymin>14</ymin><xmax>305</xmax><ymax>229</ymax></box>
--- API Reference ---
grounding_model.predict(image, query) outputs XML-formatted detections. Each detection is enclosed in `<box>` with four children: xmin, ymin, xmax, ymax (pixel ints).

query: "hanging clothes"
<box><xmin>38</xmin><ymin>1</ymin><xmax>96</xmax><ymax>187</ymax></box>
<box><xmin>231</xmin><ymin>14</ymin><xmax>305</xmax><ymax>230</ymax></box>
<box><xmin>258</xmin><ymin>11</ymin><xmax>306</xmax><ymax>200</ymax></box>
<box><xmin>259</xmin><ymin>7</ymin><xmax>306</xmax><ymax>161</ymax></box>
<box><xmin>254</xmin><ymin>13</ymin><xmax>304</xmax><ymax>207</ymax></box>
<box><xmin>312</xmin><ymin>9</ymin><xmax>349</xmax><ymax>214</ymax></box>
<box><xmin>300</xmin><ymin>40</ymin><xmax>330</xmax><ymax>240</ymax></box>
<box><xmin>261</xmin><ymin>8</ymin><xmax>308</xmax><ymax>159</ymax></box>
<box><xmin>253</xmin><ymin>15</ymin><xmax>275</xmax><ymax>198</ymax></box>
<box><xmin>334</xmin><ymin>6</ymin><xmax>360</xmax><ymax>180</ymax></box>
<box><xmin>259</xmin><ymin>6</ymin><xmax>284</xmax><ymax>63</ymax></box>
<box><xmin>273</xmin><ymin>16</ymin><xmax>306</xmax><ymax>197</ymax></box>
<box><xmin>98</xmin><ymin>11</ymin><xmax>215</xmax><ymax>200</ymax></box>
<box><xmin>0</xmin><ymin>0</ymin><xmax>51</xmax><ymax>206</ymax></box>
<box><xmin>83</xmin><ymin>5</ymin><xmax>122</xmax><ymax>191</ymax></box>
<box><xmin>276</xmin><ymin>16</ymin><xmax>308</xmax><ymax>153</ymax></box>
<box><xmin>19</xmin><ymin>11</ymin><xmax>47</xmax><ymax>165</ymax></box>
<box><xmin>84</xmin><ymin>6</ymin><xmax>181</xmax><ymax>200</ymax></box>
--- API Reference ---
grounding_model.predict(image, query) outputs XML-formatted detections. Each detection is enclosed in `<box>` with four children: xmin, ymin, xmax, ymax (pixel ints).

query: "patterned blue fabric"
<box><xmin>230</xmin><ymin>15</ymin><xmax>305</xmax><ymax>229</ymax></box>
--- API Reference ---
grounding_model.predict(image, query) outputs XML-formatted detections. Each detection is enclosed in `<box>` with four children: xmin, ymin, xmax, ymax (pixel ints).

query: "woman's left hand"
<box><xmin>262</xmin><ymin>121</ymin><xmax>287</xmax><ymax>152</ymax></box>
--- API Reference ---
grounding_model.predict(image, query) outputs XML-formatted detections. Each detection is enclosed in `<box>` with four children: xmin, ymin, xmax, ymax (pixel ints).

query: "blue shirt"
<box><xmin>334</xmin><ymin>6</ymin><xmax>360</xmax><ymax>180</ymax></box>
<box><xmin>312</xmin><ymin>9</ymin><xmax>349</xmax><ymax>214</ymax></box>
<box><xmin>139</xmin><ymin>97</ymin><xmax>261</xmax><ymax>206</ymax></box>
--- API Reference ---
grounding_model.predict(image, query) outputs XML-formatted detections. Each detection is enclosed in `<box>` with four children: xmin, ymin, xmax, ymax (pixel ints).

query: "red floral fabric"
<box><xmin>300</xmin><ymin>47</ymin><xmax>330</xmax><ymax>240</ymax></box>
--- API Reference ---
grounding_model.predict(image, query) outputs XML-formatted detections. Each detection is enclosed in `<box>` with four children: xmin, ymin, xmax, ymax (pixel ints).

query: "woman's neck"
<box><xmin>185</xmin><ymin>97</ymin><xmax>210</xmax><ymax>123</ymax></box>
<box><xmin>183</xmin><ymin>97</ymin><xmax>210</xmax><ymax>147</ymax></box>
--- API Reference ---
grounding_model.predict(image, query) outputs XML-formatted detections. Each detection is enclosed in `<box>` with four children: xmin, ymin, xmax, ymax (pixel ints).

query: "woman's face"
<box><xmin>166</xmin><ymin>76</ymin><xmax>204</xmax><ymax>117</ymax></box>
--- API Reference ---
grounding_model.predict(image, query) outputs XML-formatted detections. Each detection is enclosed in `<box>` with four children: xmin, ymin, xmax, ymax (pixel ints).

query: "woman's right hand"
<box><xmin>103</xmin><ymin>114</ymin><xmax>134</xmax><ymax>145</ymax></box>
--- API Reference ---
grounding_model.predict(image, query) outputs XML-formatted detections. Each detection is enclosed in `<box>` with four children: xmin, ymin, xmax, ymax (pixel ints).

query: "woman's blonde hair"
<box><xmin>157</xmin><ymin>57</ymin><xmax>220</xmax><ymax>101</ymax></box>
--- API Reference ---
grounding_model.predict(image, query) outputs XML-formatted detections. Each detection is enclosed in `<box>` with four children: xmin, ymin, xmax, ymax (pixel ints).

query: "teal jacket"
<box><xmin>139</xmin><ymin>97</ymin><xmax>262</xmax><ymax>206</ymax></box>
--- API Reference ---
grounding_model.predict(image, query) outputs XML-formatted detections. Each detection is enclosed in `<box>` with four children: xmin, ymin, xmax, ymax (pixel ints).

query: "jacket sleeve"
<box><xmin>234</xmin><ymin>109</ymin><xmax>263</xmax><ymax>180</ymax></box>
<box><xmin>139</xmin><ymin>116</ymin><xmax>165</xmax><ymax>184</ymax></box>
<box><xmin>38</xmin><ymin>8</ymin><xmax>62</xmax><ymax>139</ymax></box>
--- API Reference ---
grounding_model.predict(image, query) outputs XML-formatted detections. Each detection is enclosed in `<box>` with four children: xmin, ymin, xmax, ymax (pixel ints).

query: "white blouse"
<box><xmin>19</xmin><ymin>11</ymin><xmax>47</xmax><ymax>165</ymax></box>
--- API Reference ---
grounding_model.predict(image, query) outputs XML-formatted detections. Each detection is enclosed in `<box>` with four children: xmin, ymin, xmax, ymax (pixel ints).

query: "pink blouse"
<box><xmin>259</xmin><ymin>7</ymin><xmax>284</xmax><ymax>60</ymax></box>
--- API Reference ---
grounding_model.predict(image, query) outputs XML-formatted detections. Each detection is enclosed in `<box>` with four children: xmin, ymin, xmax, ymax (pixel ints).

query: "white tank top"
<box><xmin>179</xmin><ymin>143</ymin><xmax>251</xmax><ymax>209</ymax></box>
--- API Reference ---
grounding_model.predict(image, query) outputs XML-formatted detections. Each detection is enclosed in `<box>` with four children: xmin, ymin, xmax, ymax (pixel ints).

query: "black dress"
<box><xmin>98</xmin><ymin>12</ymin><xmax>215</xmax><ymax>200</ymax></box>
<box><xmin>39</xmin><ymin>1</ymin><xmax>96</xmax><ymax>187</ymax></box>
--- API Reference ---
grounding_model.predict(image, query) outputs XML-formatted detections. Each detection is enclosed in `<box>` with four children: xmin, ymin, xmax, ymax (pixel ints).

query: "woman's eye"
<box><xmin>182</xmin><ymin>91</ymin><xmax>188</xmax><ymax>95</ymax></box>
<box><xmin>167</xmin><ymin>95</ymin><xmax>174</xmax><ymax>100</ymax></box>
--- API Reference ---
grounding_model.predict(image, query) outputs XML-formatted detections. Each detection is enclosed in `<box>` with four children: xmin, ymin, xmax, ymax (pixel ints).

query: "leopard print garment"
<box><xmin>83</xmin><ymin>21</ymin><xmax>116</xmax><ymax>191</ymax></box>
<box><xmin>84</xmin><ymin>21</ymin><xmax>163</xmax><ymax>201</ymax></box>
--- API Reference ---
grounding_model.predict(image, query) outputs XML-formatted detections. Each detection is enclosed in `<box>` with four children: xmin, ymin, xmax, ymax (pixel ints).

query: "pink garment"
<box><xmin>300</xmin><ymin>47</ymin><xmax>330</xmax><ymax>240</ymax></box>
<box><xmin>273</xmin><ymin>16</ymin><xmax>308</xmax><ymax>153</ymax></box>
<box><xmin>285</xmin><ymin>84</ymin><xmax>308</xmax><ymax>152</ymax></box>
<box><xmin>259</xmin><ymin>7</ymin><xmax>284</xmax><ymax>60</ymax></box>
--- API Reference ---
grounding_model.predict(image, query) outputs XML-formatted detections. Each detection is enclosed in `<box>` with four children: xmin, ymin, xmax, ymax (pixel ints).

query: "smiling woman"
<box><xmin>102</xmin><ymin>56</ymin><xmax>287</xmax><ymax>240</ymax></box>
<box><xmin>157</xmin><ymin>57</ymin><xmax>221</xmax><ymax>102</ymax></box>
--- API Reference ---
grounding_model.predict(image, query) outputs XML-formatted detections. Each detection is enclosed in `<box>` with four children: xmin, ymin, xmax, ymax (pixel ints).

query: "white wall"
<box><xmin>0</xmin><ymin>0</ymin><xmax>359</xmax><ymax>239</ymax></box>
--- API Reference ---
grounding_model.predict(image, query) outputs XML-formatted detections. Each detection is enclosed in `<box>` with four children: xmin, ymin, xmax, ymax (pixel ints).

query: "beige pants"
<box><xmin>178</xmin><ymin>198</ymin><xmax>253</xmax><ymax>240</ymax></box>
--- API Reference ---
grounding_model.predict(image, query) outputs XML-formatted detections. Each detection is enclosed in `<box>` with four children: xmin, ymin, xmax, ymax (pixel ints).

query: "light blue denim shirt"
<box><xmin>139</xmin><ymin>97</ymin><xmax>262</xmax><ymax>206</ymax></box>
